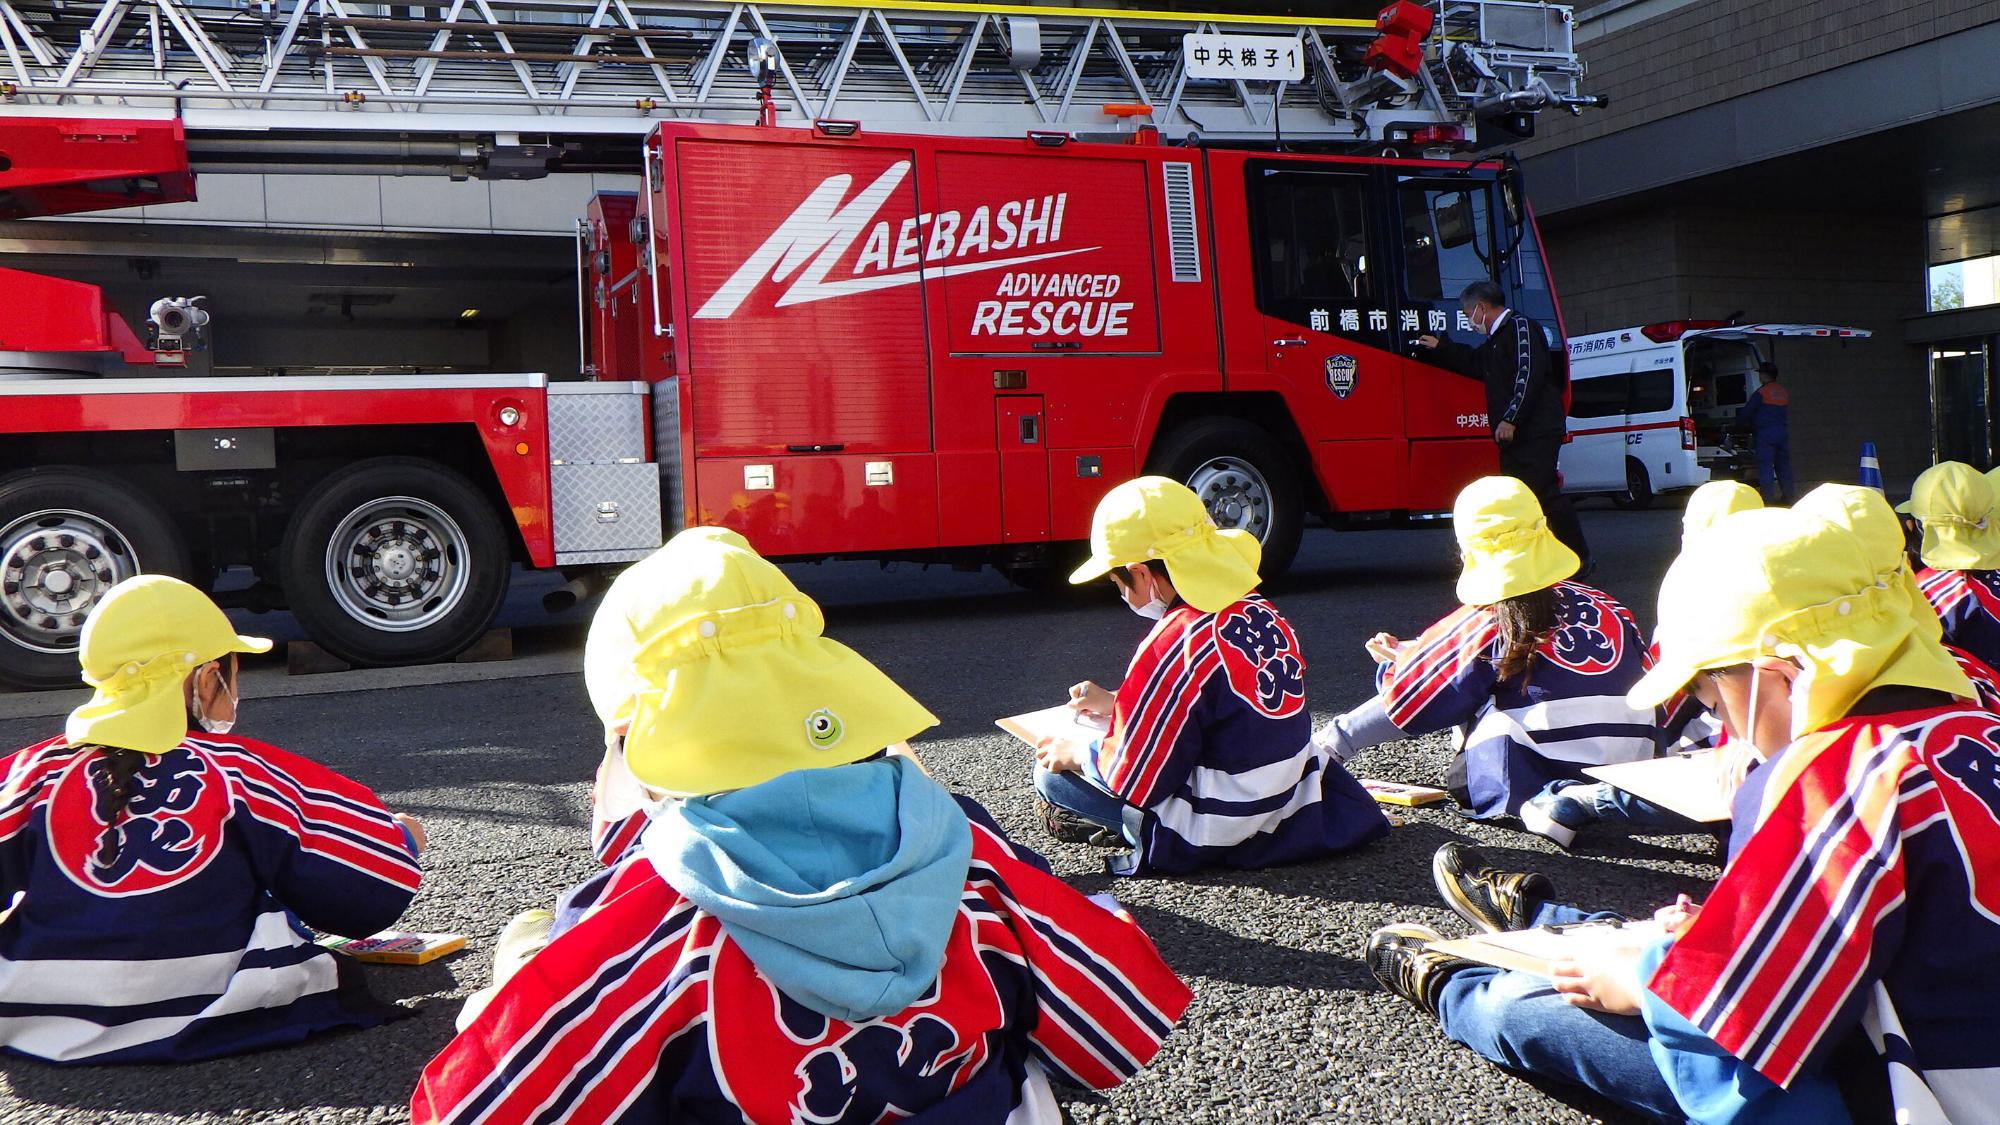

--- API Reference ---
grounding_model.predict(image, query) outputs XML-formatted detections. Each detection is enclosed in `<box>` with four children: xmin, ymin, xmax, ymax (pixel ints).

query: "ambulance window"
<box><xmin>1399</xmin><ymin>183</ymin><xmax>1494</xmax><ymax>302</ymax></box>
<box><xmin>1628</xmin><ymin>370</ymin><xmax>1675</xmax><ymax>414</ymax></box>
<box><xmin>1568</xmin><ymin>375</ymin><xmax>1628</xmax><ymax>419</ymax></box>
<box><xmin>1246</xmin><ymin>166</ymin><xmax>1374</xmax><ymax>328</ymax></box>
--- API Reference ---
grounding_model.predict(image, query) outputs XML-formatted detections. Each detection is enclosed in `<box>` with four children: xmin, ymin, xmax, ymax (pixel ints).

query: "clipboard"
<box><xmin>1583</xmin><ymin>750</ymin><xmax>1732</xmax><ymax>824</ymax></box>
<box><xmin>996</xmin><ymin>703</ymin><xmax>1109</xmax><ymax>749</ymax></box>
<box><xmin>1359</xmin><ymin>778</ymin><xmax>1451</xmax><ymax>807</ymax></box>
<box><xmin>1428</xmin><ymin>918</ymin><xmax>1665</xmax><ymax>977</ymax></box>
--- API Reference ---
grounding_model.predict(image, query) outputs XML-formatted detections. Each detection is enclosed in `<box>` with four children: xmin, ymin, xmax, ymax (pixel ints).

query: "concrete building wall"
<box><xmin>1546</xmin><ymin>205</ymin><xmax>1930</xmax><ymax>482</ymax></box>
<box><xmin>1521</xmin><ymin>0</ymin><xmax>2000</xmax><ymax>158</ymax></box>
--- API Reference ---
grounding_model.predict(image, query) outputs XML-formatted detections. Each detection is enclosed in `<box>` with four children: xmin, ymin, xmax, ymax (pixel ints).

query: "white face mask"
<box><xmin>196</xmin><ymin>665</ymin><xmax>237</xmax><ymax>735</ymax></box>
<box><xmin>1125</xmin><ymin>569</ymin><xmax>1169</xmax><ymax>620</ymax></box>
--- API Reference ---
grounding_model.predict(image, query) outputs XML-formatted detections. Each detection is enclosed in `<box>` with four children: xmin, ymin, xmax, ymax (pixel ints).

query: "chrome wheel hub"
<box><xmin>324</xmin><ymin>496</ymin><xmax>471</xmax><ymax>633</ymax></box>
<box><xmin>0</xmin><ymin>509</ymin><xmax>141</xmax><ymax>653</ymax></box>
<box><xmin>1185</xmin><ymin>456</ymin><xmax>1274</xmax><ymax>541</ymax></box>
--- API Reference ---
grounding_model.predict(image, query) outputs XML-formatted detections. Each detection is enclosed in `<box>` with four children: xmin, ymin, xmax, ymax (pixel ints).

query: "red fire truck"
<box><xmin>0</xmin><ymin>1</ymin><xmax>1596</xmax><ymax>688</ymax></box>
<box><xmin>597</xmin><ymin>118</ymin><xmax>1568</xmax><ymax>568</ymax></box>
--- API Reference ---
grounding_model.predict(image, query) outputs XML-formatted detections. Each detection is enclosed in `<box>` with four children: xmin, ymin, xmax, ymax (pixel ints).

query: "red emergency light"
<box><xmin>1402</xmin><ymin>124</ymin><xmax>1465</xmax><ymax>147</ymax></box>
<box><xmin>1639</xmin><ymin>319</ymin><xmax>1727</xmax><ymax>343</ymax></box>
<box><xmin>1365</xmin><ymin>1</ymin><xmax>1436</xmax><ymax>81</ymax></box>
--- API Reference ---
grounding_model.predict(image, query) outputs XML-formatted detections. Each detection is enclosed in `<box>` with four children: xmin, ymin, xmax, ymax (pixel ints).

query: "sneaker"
<box><xmin>1431</xmin><ymin>842</ymin><xmax>1555</xmax><ymax>933</ymax></box>
<box><xmin>1034</xmin><ymin>795</ymin><xmax>1101</xmax><ymax>845</ymax></box>
<box><xmin>1519</xmin><ymin>787</ymin><xmax>1594</xmax><ymax>849</ymax></box>
<box><xmin>1364</xmin><ymin>923</ymin><xmax>1478</xmax><ymax>1016</ymax></box>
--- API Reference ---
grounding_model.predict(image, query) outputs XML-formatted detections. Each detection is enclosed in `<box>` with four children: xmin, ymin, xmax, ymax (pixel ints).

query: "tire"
<box><xmin>1145</xmin><ymin>418</ymin><xmax>1305</xmax><ymax>578</ymax></box>
<box><xmin>281</xmin><ymin>458</ymin><xmax>510</xmax><ymax>667</ymax></box>
<box><xmin>0</xmin><ymin>468</ymin><xmax>189</xmax><ymax>689</ymax></box>
<box><xmin>1612</xmin><ymin>457</ymin><xmax>1655</xmax><ymax>511</ymax></box>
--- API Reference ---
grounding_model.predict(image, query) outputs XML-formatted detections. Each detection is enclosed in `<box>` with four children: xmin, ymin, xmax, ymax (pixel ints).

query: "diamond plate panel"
<box><xmin>652</xmin><ymin>376</ymin><xmax>686</xmax><ymax>536</ymax></box>
<box><xmin>549</xmin><ymin>383</ymin><xmax>648</xmax><ymax>465</ymax></box>
<box><xmin>551</xmin><ymin>462</ymin><xmax>663</xmax><ymax>555</ymax></box>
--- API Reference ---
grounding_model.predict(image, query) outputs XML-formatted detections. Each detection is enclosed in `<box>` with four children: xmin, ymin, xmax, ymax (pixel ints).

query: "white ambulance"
<box><xmin>1559</xmin><ymin>321</ymin><xmax>1871</xmax><ymax>508</ymax></box>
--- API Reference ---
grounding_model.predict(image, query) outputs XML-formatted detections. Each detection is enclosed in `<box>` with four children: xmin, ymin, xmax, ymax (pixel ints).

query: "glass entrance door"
<box><xmin>1930</xmin><ymin>340</ymin><xmax>1994</xmax><ymax>465</ymax></box>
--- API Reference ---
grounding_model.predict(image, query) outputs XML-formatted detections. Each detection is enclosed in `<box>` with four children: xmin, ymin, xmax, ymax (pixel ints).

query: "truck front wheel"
<box><xmin>281</xmin><ymin>458</ymin><xmax>510</xmax><ymax>667</ymax></box>
<box><xmin>0</xmin><ymin>468</ymin><xmax>189</xmax><ymax>689</ymax></box>
<box><xmin>1147</xmin><ymin>418</ymin><xmax>1305</xmax><ymax>579</ymax></box>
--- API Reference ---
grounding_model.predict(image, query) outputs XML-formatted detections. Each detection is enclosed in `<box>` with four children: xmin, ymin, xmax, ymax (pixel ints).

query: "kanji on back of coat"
<box><xmin>412</xmin><ymin>526</ymin><xmax>1191</xmax><ymax>1125</ymax></box>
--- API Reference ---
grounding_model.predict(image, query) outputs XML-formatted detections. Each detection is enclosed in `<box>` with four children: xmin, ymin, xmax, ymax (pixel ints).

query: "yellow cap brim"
<box><xmin>232</xmin><ymin>634</ymin><xmax>274</xmax><ymax>655</ymax></box>
<box><xmin>1626</xmin><ymin>656</ymin><xmax>1703</xmax><ymax>712</ymax></box>
<box><xmin>1894</xmin><ymin>499</ymin><xmax>1914</xmax><ymax>514</ymax></box>
<box><xmin>1068</xmin><ymin>554</ymin><xmax>1115</xmax><ymax>586</ymax></box>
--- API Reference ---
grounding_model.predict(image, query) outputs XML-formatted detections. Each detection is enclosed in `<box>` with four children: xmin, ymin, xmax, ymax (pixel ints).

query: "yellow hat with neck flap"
<box><xmin>1629</xmin><ymin>508</ymin><xmax>1970</xmax><ymax>734</ymax></box>
<box><xmin>1067</xmin><ymin>476</ymin><xmax>1262</xmax><ymax>614</ymax></box>
<box><xmin>611</xmin><ymin>527</ymin><xmax>938</xmax><ymax>797</ymax></box>
<box><xmin>1452</xmin><ymin>476</ymin><xmax>1579</xmax><ymax>607</ymax></box>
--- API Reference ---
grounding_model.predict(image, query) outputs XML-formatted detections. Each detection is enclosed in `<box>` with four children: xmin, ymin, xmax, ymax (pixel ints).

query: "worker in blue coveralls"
<box><xmin>1739</xmin><ymin>360</ymin><xmax>1793</xmax><ymax>503</ymax></box>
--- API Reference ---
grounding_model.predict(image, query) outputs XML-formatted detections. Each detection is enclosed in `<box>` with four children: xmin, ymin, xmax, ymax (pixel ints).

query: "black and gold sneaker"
<box><xmin>1034</xmin><ymin>795</ymin><xmax>1101</xmax><ymax>845</ymax></box>
<box><xmin>1431</xmin><ymin>842</ymin><xmax>1554</xmax><ymax>933</ymax></box>
<box><xmin>1364</xmin><ymin>923</ymin><xmax>1477</xmax><ymax>1016</ymax></box>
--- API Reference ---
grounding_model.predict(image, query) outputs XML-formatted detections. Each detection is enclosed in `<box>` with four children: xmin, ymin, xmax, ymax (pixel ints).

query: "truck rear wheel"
<box><xmin>1147</xmin><ymin>418</ymin><xmax>1304</xmax><ymax>579</ymax></box>
<box><xmin>281</xmin><ymin>458</ymin><xmax>509</xmax><ymax>667</ymax></box>
<box><xmin>0</xmin><ymin>469</ymin><xmax>189</xmax><ymax>689</ymax></box>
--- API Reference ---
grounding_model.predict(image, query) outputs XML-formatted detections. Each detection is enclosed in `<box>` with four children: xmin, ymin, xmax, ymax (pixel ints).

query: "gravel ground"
<box><xmin>0</xmin><ymin>504</ymin><xmax>1711</xmax><ymax>1124</ymax></box>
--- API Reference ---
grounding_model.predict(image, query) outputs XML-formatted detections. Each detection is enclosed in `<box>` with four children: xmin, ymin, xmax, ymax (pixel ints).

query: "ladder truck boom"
<box><xmin>0</xmin><ymin>1</ymin><xmax>1600</xmax><ymax>161</ymax></box>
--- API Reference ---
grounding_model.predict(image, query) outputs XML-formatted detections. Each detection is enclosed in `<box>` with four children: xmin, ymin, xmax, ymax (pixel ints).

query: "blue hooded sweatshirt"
<box><xmin>642</xmin><ymin>756</ymin><xmax>974</xmax><ymax>1023</ymax></box>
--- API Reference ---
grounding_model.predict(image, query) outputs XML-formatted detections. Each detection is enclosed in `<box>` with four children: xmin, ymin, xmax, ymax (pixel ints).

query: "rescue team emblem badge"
<box><xmin>1215</xmin><ymin>602</ymin><xmax>1307</xmax><ymax>718</ymax></box>
<box><xmin>45</xmin><ymin>744</ymin><xmax>229</xmax><ymax>897</ymax></box>
<box><xmin>1324</xmin><ymin>355</ymin><xmax>1358</xmax><ymax>399</ymax></box>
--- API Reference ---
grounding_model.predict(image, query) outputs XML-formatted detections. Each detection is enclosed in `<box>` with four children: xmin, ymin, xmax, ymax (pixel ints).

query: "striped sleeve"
<box><xmin>966</xmin><ymin>821</ymin><xmax>1191</xmax><ymax>1089</ymax></box>
<box><xmin>1098</xmin><ymin>615</ymin><xmax>1221</xmax><ymax>809</ymax></box>
<box><xmin>1501</xmin><ymin>315</ymin><xmax>1533</xmax><ymax>424</ymax></box>
<box><xmin>412</xmin><ymin>866</ymin><xmax>705</xmax><ymax>1125</ymax></box>
<box><xmin>203</xmin><ymin>735</ymin><xmax>423</xmax><ymax>937</ymax></box>
<box><xmin>0</xmin><ymin>739</ymin><xmax>64</xmax><ymax>901</ymax></box>
<box><xmin>0</xmin><ymin>738</ymin><xmax>67</xmax><ymax>848</ymax></box>
<box><xmin>590</xmin><ymin>750</ymin><xmax>654</xmax><ymax>866</ymax></box>
<box><xmin>1920</xmin><ymin>568</ymin><xmax>1973</xmax><ymax>618</ymax></box>
<box><xmin>1647</xmin><ymin>722</ymin><xmax>1914</xmax><ymax>1088</ymax></box>
<box><xmin>1380</xmin><ymin>605</ymin><xmax>1501</xmax><ymax>733</ymax></box>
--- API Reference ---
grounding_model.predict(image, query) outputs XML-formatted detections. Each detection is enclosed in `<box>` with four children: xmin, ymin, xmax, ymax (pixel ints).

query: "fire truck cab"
<box><xmin>609</xmin><ymin>121</ymin><xmax>1565</xmax><ymax>579</ymax></box>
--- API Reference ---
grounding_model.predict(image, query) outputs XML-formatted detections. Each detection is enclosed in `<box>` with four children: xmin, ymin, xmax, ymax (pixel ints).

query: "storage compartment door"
<box><xmin>997</xmin><ymin>395</ymin><xmax>1050</xmax><ymax>542</ymax></box>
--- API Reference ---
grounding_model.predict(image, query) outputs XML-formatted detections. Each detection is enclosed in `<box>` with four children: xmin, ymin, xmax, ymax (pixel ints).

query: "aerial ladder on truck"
<box><xmin>0</xmin><ymin>1</ymin><xmax>1602</xmax><ymax>158</ymax></box>
<box><xmin>0</xmin><ymin>0</ymin><xmax>1602</xmax><ymax>687</ymax></box>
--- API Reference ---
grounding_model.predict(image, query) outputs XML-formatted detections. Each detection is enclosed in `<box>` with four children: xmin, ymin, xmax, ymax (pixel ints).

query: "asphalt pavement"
<box><xmin>0</xmin><ymin>500</ymin><xmax>1712</xmax><ymax>1125</ymax></box>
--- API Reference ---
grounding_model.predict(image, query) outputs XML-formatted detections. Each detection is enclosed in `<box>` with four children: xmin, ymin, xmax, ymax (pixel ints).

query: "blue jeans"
<box><xmin>1033</xmin><ymin>765</ymin><xmax>1129</xmax><ymax>834</ymax></box>
<box><xmin>1436</xmin><ymin>901</ymin><xmax>1679</xmax><ymax>1123</ymax></box>
<box><xmin>1539</xmin><ymin>780</ymin><xmax>1704</xmax><ymax>835</ymax></box>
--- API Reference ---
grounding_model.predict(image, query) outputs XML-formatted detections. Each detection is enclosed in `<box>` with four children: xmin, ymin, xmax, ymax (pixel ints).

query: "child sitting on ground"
<box><xmin>413</xmin><ymin>528</ymin><xmax>1191</xmax><ymax>1124</ymax></box>
<box><xmin>0</xmin><ymin>576</ymin><xmax>425</xmax><ymax>1064</ymax></box>
<box><xmin>1311</xmin><ymin>476</ymin><xmax>1654</xmax><ymax>847</ymax></box>
<box><xmin>1032</xmin><ymin>476</ymin><xmax>1387</xmax><ymax>875</ymax></box>
<box><xmin>1366</xmin><ymin>507</ymin><xmax>1998</xmax><ymax>1123</ymax></box>
<box><xmin>1902</xmin><ymin>461</ymin><xmax>2000</xmax><ymax>670</ymax></box>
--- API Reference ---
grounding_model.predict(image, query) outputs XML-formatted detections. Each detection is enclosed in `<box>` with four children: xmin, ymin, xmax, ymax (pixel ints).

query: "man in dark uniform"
<box><xmin>1415</xmin><ymin>280</ymin><xmax>1590</xmax><ymax>568</ymax></box>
